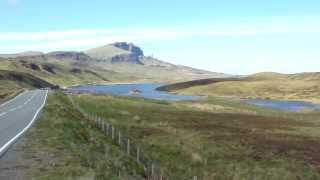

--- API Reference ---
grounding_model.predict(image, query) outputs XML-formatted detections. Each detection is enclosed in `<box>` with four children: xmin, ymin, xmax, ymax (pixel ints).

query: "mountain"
<box><xmin>85</xmin><ymin>42</ymin><xmax>144</xmax><ymax>64</ymax></box>
<box><xmin>0</xmin><ymin>42</ymin><xmax>226</xmax><ymax>86</ymax></box>
<box><xmin>85</xmin><ymin>42</ymin><xmax>227</xmax><ymax>81</ymax></box>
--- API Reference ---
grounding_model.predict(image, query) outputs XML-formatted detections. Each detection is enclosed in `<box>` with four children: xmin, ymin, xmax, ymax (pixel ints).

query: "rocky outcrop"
<box><xmin>112</xmin><ymin>42</ymin><xmax>144</xmax><ymax>57</ymax></box>
<box><xmin>111</xmin><ymin>53</ymin><xmax>143</xmax><ymax>64</ymax></box>
<box><xmin>110</xmin><ymin>42</ymin><xmax>144</xmax><ymax>64</ymax></box>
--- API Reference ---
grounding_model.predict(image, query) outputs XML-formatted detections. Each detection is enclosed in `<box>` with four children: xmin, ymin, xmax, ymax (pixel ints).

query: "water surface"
<box><xmin>245</xmin><ymin>99</ymin><xmax>320</xmax><ymax>112</ymax></box>
<box><xmin>71</xmin><ymin>83</ymin><xmax>202</xmax><ymax>101</ymax></box>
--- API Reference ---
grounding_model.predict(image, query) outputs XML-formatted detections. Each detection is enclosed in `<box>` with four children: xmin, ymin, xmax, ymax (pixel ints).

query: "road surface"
<box><xmin>0</xmin><ymin>90</ymin><xmax>48</xmax><ymax>157</ymax></box>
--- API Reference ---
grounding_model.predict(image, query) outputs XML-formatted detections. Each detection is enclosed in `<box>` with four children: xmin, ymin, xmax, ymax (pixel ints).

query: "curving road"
<box><xmin>0</xmin><ymin>90</ymin><xmax>48</xmax><ymax>157</ymax></box>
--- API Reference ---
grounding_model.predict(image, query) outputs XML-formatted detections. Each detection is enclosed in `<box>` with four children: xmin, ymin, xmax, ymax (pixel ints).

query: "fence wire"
<box><xmin>67</xmin><ymin>94</ymin><xmax>199</xmax><ymax>180</ymax></box>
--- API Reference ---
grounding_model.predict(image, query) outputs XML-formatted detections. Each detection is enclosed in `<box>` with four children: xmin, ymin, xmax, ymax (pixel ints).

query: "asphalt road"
<box><xmin>0</xmin><ymin>90</ymin><xmax>48</xmax><ymax>157</ymax></box>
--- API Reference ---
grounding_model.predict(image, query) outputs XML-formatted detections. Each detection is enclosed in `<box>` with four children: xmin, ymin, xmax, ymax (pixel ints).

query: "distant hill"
<box><xmin>157</xmin><ymin>77</ymin><xmax>242</xmax><ymax>91</ymax></box>
<box><xmin>160</xmin><ymin>72</ymin><xmax>320</xmax><ymax>103</ymax></box>
<box><xmin>0</xmin><ymin>70</ymin><xmax>54</xmax><ymax>101</ymax></box>
<box><xmin>0</xmin><ymin>51</ymin><xmax>43</xmax><ymax>58</ymax></box>
<box><xmin>85</xmin><ymin>42</ymin><xmax>143</xmax><ymax>64</ymax></box>
<box><xmin>0</xmin><ymin>70</ymin><xmax>54</xmax><ymax>88</ymax></box>
<box><xmin>85</xmin><ymin>43</ymin><xmax>130</xmax><ymax>60</ymax></box>
<box><xmin>0</xmin><ymin>42</ymin><xmax>226</xmax><ymax>86</ymax></box>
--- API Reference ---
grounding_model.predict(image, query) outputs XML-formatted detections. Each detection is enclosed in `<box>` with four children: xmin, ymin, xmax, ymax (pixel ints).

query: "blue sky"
<box><xmin>1</xmin><ymin>0</ymin><xmax>320</xmax><ymax>74</ymax></box>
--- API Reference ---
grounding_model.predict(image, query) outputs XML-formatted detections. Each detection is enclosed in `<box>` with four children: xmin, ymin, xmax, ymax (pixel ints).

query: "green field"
<box><xmin>21</xmin><ymin>92</ymin><xmax>144</xmax><ymax>180</ymax></box>
<box><xmin>2</xmin><ymin>67</ymin><xmax>320</xmax><ymax>179</ymax></box>
<box><xmin>73</xmin><ymin>93</ymin><xmax>320</xmax><ymax>179</ymax></box>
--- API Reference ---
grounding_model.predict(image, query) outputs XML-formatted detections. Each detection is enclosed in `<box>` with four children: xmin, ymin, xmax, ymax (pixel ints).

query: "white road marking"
<box><xmin>0</xmin><ymin>90</ymin><xmax>48</xmax><ymax>155</ymax></box>
<box><xmin>9</xmin><ymin>108</ymin><xmax>17</xmax><ymax>112</ymax></box>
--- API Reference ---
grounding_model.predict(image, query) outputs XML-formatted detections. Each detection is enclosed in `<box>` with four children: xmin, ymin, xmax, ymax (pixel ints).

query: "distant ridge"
<box><xmin>0</xmin><ymin>42</ymin><xmax>227</xmax><ymax>85</ymax></box>
<box><xmin>0</xmin><ymin>51</ymin><xmax>43</xmax><ymax>58</ymax></box>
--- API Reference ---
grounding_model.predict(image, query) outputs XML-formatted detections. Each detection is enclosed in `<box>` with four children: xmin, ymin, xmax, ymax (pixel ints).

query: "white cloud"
<box><xmin>0</xmin><ymin>28</ymin><xmax>182</xmax><ymax>53</ymax></box>
<box><xmin>7</xmin><ymin>0</ymin><xmax>19</xmax><ymax>6</ymax></box>
<box><xmin>1</xmin><ymin>17</ymin><xmax>320</xmax><ymax>53</ymax></box>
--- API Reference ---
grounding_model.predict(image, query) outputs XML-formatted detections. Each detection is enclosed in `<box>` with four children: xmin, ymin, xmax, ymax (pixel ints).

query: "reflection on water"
<box><xmin>245</xmin><ymin>99</ymin><xmax>320</xmax><ymax>112</ymax></box>
<box><xmin>71</xmin><ymin>83</ymin><xmax>202</xmax><ymax>101</ymax></box>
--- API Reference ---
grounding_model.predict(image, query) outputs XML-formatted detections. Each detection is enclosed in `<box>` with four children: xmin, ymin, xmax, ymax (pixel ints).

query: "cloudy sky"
<box><xmin>1</xmin><ymin>0</ymin><xmax>320</xmax><ymax>74</ymax></box>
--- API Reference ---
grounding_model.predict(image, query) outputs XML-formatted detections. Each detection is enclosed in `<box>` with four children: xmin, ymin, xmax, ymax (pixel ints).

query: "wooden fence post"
<box><xmin>136</xmin><ymin>147</ymin><xmax>140</xmax><ymax>163</ymax></box>
<box><xmin>118</xmin><ymin>131</ymin><xmax>121</xmax><ymax>145</ymax></box>
<box><xmin>70</xmin><ymin>100</ymin><xmax>176</xmax><ymax>180</ymax></box>
<box><xmin>106</xmin><ymin>123</ymin><xmax>109</xmax><ymax>135</ymax></box>
<box><xmin>127</xmin><ymin>139</ymin><xmax>130</xmax><ymax>155</ymax></box>
<box><xmin>111</xmin><ymin>126</ymin><xmax>115</xmax><ymax>140</ymax></box>
<box><xmin>151</xmin><ymin>163</ymin><xmax>154</xmax><ymax>177</ymax></box>
<box><xmin>96</xmin><ymin>116</ymin><xmax>99</xmax><ymax>127</ymax></box>
<box><xmin>101</xmin><ymin>120</ymin><xmax>105</xmax><ymax>131</ymax></box>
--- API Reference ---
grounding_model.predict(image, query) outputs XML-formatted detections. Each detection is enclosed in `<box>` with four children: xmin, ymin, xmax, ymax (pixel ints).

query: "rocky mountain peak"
<box><xmin>111</xmin><ymin>42</ymin><xmax>144</xmax><ymax>57</ymax></box>
<box><xmin>109</xmin><ymin>42</ymin><xmax>144</xmax><ymax>64</ymax></box>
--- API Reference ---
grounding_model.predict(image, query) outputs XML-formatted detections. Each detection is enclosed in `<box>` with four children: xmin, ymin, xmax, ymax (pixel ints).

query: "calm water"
<box><xmin>245</xmin><ymin>99</ymin><xmax>320</xmax><ymax>112</ymax></box>
<box><xmin>70</xmin><ymin>83</ymin><xmax>202</xmax><ymax>101</ymax></box>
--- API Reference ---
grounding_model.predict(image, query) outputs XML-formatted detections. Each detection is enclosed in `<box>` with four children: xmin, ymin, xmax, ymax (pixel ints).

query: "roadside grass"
<box><xmin>24</xmin><ymin>92</ymin><xmax>144</xmax><ymax>180</ymax></box>
<box><xmin>0</xmin><ymin>69</ymin><xmax>54</xmax><ymax>102</ymax></box>
<box><xmin>74</xmin><ymin>94</ymin><xmax>320</xmax><ymax>179</ymax></box>
<box><xmin>0</xmin><ymin>80</ymin><xmax>24</xmax><ymax>102</ymax></box>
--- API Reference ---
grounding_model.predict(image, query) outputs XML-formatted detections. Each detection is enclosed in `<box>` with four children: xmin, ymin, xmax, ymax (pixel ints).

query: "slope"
<box><xmin>0</xmin><ymin>42</ymin><xmax>226</xmax><ymax>86</ymax></box>
<box><xmin>161</xmin><ymin>72</ymin><xmax>320</xmax><ymax>102</ymax></box>
<box><xmin>0</xmin><ymin>70</ymin><xmax>54</xmax><ymax>101</ymax></box>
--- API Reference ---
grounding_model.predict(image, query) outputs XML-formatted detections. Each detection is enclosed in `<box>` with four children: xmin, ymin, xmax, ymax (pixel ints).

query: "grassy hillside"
<box><xmin>0</xmin><ymin>70</ymin><xmax>53</xmax><ymax>101</ymax></box>
<box><xmin>157</xmin><ymin>77</ymin><xmax>242</xmax><ymax>91</ymax></box>
<box><xmin>0</xmin><ymin>55</ymin><xmax>223</xmax><ymax>86</ymax></box>
<box><xmin>85</xmin><ymin>44</ymin><xmax>131</xmax><ymax>60</ymax></box>
<box><xmin>167</xmin><ymin>72</ymin><xmax>320</xmax><ymax>103</ymax></box>
<box><xmin>0</xmin><ymin>42</ymin><xmax>224</xmax><ymax>87</ymax></box>
<box><xmin>0</xmin><ymin>51</ymin><xmax>43</xmax><ymax>58</ymax></box>
<box><xmin>73</xmin><ymin>93</ymin><xmax>320</xmax><ymax>179</ymax></box>
<box><xmin>0</xmin><ymin>56</ymin><xmax>136</xmax><ymax>87</ymax></box>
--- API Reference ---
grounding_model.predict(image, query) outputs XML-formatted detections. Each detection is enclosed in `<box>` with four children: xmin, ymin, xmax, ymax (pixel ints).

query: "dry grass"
<box><xmin>178</xmin><ymin>78</ymin><xmax>320</xmax><ymax>103</ymax></box>
<box><xmin>74</xmin><ymin>94</ymin><xmax>320</xmax><ymax>179</ymax></box>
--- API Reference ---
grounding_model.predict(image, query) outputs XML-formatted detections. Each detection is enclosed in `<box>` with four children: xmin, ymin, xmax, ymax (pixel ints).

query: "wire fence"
<box><xmin>67</xmin><ymin>94</ymin><xmax>198</xmax><ymax>180</ymax></box>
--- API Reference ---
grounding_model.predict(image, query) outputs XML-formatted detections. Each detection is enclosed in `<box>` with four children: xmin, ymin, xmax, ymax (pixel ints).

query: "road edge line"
<box><xmin>0</xmin><ymin>90</ymin><xmax>48</xmax><ymax>157</ymax></box>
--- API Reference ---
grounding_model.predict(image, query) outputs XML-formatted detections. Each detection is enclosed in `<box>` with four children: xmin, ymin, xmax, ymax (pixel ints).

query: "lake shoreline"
<box><xmin>69</xmin><ymin>83</ymin><xmax>203</xmax><ymax>102</ymax></box>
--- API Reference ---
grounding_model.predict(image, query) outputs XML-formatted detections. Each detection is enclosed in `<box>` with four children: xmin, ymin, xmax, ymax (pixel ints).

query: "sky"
<box><xmin>0</xmin><ymin>0</ymin><xmax>320</xmax><ymax>75</ymax></box>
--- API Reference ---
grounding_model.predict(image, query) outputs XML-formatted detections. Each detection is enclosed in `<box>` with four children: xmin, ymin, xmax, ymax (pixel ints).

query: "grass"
<box><xmin>178</xmin><ymin>80</ymin><xmax>320</xmax><ymax>102</ymax></box>
<box><xmin>0</xmin><ymin>58</ymin><xmax>137</xmax><ymax>87</ymax></box>
<box><xmin>23</xmin><ymin>92</ymin><xmax>144</xmax><ymax>180</ymax></box>
<box><xmin>74</xmin><ymin>94</ymin><xmax>320</xmax><ymax>179</ymax></box>
<box><xmin>0</xmin><ymin>80</ymin><xmax>23</xmax><ymax>101</ymax></box>
<box><xmin>0</xmin><ymin>70</ymin><xmax>53</xmax><ymax>102</ymax></box>
<box><xmin>160</xmin><ymin>72</ymin><xmax>320</xmax><ymax>103</ymax></box>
